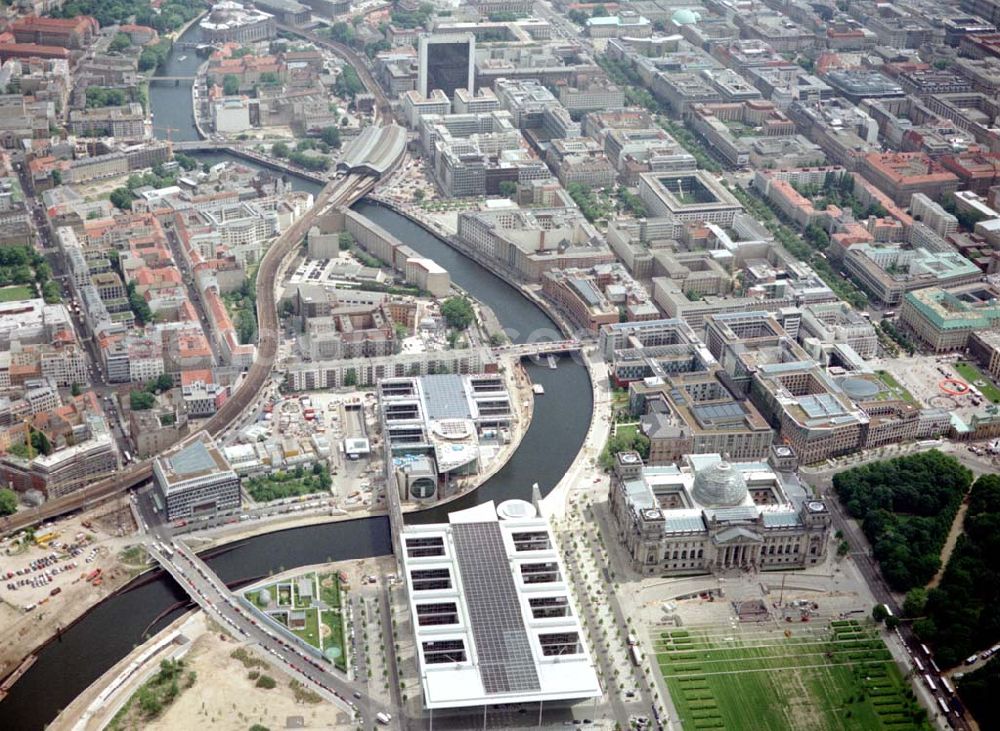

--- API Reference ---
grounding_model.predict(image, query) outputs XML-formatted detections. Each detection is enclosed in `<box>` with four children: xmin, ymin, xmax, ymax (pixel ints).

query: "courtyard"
<box><xmin>244</xmin><ymin>570</ymin><xmax>348</xmax><ymax>671</ymax></box>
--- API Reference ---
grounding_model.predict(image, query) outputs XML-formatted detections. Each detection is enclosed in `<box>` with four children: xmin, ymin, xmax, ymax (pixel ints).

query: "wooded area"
<box><xmin>918</xmin><ymin>474</ymin><xmax>1000</xmax><ymax>671</ymax></box>
<box><xmin>833</xmin><ymin>450</ymin><xmax>971</xmax><ymax>591</ymax></box>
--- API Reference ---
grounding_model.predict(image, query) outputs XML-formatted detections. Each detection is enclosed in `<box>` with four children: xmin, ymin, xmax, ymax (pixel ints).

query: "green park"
<box><xmin>244</xmin><ymin>570</ymin><xmax>348</xmax><ymax>671</ymax></box>
<box><xmin>656</xmin><ymin>620</ymin><xmax>931</xmax><ymax>731</ymax></box>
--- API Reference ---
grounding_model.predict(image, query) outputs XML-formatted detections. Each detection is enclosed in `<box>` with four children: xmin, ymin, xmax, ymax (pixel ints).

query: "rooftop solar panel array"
<box><xmin>420</xmin><ymin>375</ymin><xmax>474</xmax><ymax>421</ymax></box>
<box><xmin>451</xmin><ymin>522</ymin><xmax>541</xmax><ymax>695</ymax></box>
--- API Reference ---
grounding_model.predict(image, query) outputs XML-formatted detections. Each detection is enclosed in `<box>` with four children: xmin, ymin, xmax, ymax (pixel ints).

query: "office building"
<box><xmin>418</xmin><ymin>34</ymin><xmax>475</xmax><ymax>99</ymax></box>
<box><xmin>199</xmin><ymin>2</ymin><xmax>276</xmax><ymax>44</ymax></box>
<box><xmin>749</xmin><ymin>361</ymin><xmax>869</xmax><ymax>464</ymax></box>
<box><xmin>969</xmin><ymin>329</ymin><xmax>1000</xmax><ymax>380</ymax></box>
<box><xmin>860</xmin><ymin>152</ymin><xmax>960</xmax><ymax>207</ymax></box>
<box><xmin>638</xmin><ymin>171</ymin><xmax>743</xmax><ymax>230</ymax></box>
<box><xmin>843</xmin><ymin>244</ymin><xmax>981</xmax><ymax>306</ymax></box>
<box><xmin>799</xmin><ymin>302</ymin><xmax>878</xmax><ymax>360</ymax></box>
<box><xmin>900</xmin><ymin>282</ymin><xmax>1000</xmax><ymax>352</ymax></box>
<box><xmin>154</xmin><ymin>431</ymin><xmax>241</xmax><ymax>520</ymax></box>
<box><xmin>11</xmin><ymin>16</ymin><xmax>98</xmax><ymax>49</ymax></box>
<box><xmin>608</xmin><ymin>452</ymin><xmax>831</xmax><ymax>575</ymax></box>
<box><xmin>401</xmin><ymin>500</ymin><xmax>601</xmax><ymax>710</ymax></box>
<box><xmin>910</xmin><ymin>193</ymin><xmax>958</xmax><ymax>238</ymax></box>
<box><xmin>69</xmin><ymin>103</ymin><xmax>146</xmax><ymax>139</ymax></box>
<box><xmin>456</xmin><ymin>206</ymin><xmax>614</xmax><ymax>282</ymax></box>
<box><xmin>379</xmin><ymin>374</ymin><xmax>512</xmax><ymax>503</ymax></box>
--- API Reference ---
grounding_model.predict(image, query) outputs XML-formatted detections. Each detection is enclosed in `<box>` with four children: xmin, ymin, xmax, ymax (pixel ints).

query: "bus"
<box><xmin>924</xmin><ymin>674</ymin><xmax>937</xmax><ymax>692</ymax></box>
<box><xmin>920</xmin><ymin>644</ymin><xmax>931</xmax><ymax>656</ymax></box>
<box><xmin>630</xmin><ymin>645</ymin><xmax>644</xmax><ymax>667</ymax></box>
<box><xmin>882</xmin><ymin>603</ymin><xmax>894</xmax><ymax>618</ymax></box>
<box><xmin>937</xmin><ymin>698</ymin><xmax>950</xmax><ymax>716</ymax></box>
<box><xmin>913</xmin><ymin>657</ymin><xmax>924</xmax><ymax>672</ymax></box>
<box><xmin>941</xmin><ymin>677</ymin><xmax>954</xmax><ymax>695</ymax></box>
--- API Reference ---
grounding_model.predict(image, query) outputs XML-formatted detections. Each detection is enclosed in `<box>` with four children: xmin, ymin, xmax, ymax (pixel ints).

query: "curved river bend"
<box><xmin>0</xmin><ymin>27</ymin><xmax>593</xmax><ymax>731</ymax></box>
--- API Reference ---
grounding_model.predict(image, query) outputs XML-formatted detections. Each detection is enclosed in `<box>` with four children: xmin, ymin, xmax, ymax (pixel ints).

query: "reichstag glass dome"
<box><xmin>692</xmin><ymin>461</ymin><xmax>748</xmax><ymax>508</ymax></box>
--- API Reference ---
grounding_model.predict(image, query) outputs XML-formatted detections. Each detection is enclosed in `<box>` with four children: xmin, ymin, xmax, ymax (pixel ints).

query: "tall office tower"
<box><xmin>418</xmin><ymin>33</ymin><xmax>476</xmax><ymax>99</ymax></box>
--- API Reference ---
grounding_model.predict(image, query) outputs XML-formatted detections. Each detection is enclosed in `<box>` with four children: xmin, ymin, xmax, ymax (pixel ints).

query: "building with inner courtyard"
<box><xmin>608</xmin><ymin>451</ymin><xmax>831</xmax><ymax>576</ymax></box>
<box><xmin>400</xmin><ymin>499</ymin><xmax>601</xmax><ymax>711</ymax></box>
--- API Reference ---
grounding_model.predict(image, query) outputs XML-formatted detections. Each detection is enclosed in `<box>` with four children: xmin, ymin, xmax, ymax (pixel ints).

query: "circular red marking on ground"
<box><xmin>940</xmin><ymin>378</ymin><xmax>970</xmax><ymax>396</ymax></box>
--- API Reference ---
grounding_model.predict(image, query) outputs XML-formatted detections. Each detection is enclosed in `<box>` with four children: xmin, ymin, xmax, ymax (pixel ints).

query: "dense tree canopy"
<box><xmin>599</xmin><ymin>429</ymin><xmax>650</xmax><ymax>470</ymax></box>
<box><xmin>960</xmin><ymin>654</ymin><xmax>1000</xmax><ymax>730</ymax></box>
<box><xmin>916</xmin><ymin>474</ymin><xmax>1000</xmax><ymax>669</ymax></box>
<box><xmin>109</xmin><ymin>33</ymin><xmax>131</xmax><ymax>53</ymax></box>
<box><xmin>130</xmin><ymin>390</ymin><xmax>155</xmax><ymax>410</ymax></box>
<box><xmin>441</xmin><ymin>297</ymin><xmax>474</xmax><ymax>330</ymax></box>
<box><xmin>54</xmin><ymin>0</ymin><xmax>200</xmax><ymax>34</ymax></box>
<box><xmin>319</xmin><ymin>126</ymin><xmax>341</xmax><ymax>148</ymax></box>
<box><xmin>0</xmin><ymin>488</ymin><xmax>17</xmax><ymax>516</ymax></box>
<box><xmin>86</xmin><ymin>87</ymin><xmax>128</xmax><ymax>108</ymax></box>
<box><xmin>333</xmin><ymin>66</ymin><xmax>363</xmax><ymax>99</ymax></box>
<box><xmin>834</xmin><ymin>450</ymin><xmax>971</xmax><ymax>591</ymax></box>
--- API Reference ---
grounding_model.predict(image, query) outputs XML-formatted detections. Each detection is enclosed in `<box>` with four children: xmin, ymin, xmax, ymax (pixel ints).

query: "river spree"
<box><xmin>0</xmin><ymin>28</ymin><xmax>593</xmax><ymax>729</ymax></box>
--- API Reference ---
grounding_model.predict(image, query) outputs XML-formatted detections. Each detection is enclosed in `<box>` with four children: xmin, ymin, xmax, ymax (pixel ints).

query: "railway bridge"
<box><xmin>0</xmin><ymin>144</ymin><xmax>403</xmax><ymax>535</ymax></box>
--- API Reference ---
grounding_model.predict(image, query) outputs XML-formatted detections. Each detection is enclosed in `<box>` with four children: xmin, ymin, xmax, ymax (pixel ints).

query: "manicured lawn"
<box><xmin>875</xmin><ymin>370</ymin><xmax>917</xmax><ymax>405</ymax></box>
<box><xmin>243</xmin><ymin>571</ymin><xmax>348</xmax><ymax>671</ymax></box>
<box><xmin>321</xmin><ymin>610</ymin><xmax>347</xmax><ymax>671</ymax></box>
<box><xmin>656</xmin><ymin>621</ymin><xmax>931</xmax><ymax>731</ymax></box>
<box><xmin>954</xmin><ymin>362</ymin><xmax>1000</xmax><ymax>403</ymax></box>
<box><xmin>298</xmin><ymin>608</ymin><xmax>320</xmax><ymax>647</ymax></box>
<box><xmin>318</xmin><ymin>572</ymin><xmax>341</xmax><ymax>608</ymax></box>
<box><xmin>615</xmin><ymin>422</ymin><xmax>639</xmax><ymax>440</ymax></box>
<box><xmin>0</xmin><ymin>285</ymin><xmax>34</xmax><ymax>302</ymax></box>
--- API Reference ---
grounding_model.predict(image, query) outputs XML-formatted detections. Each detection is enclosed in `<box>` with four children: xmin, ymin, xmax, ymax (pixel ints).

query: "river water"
<box><xmin>0</xmin><ymin>25</ymin><xmax>592</xmax><ymax>729</ymax></box>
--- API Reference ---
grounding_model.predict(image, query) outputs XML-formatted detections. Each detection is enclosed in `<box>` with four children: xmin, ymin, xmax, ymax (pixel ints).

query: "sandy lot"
<box><xmin>0</xmin><ymin>501</ymin><xmax>141</xmax><ymax>679</ymax></box>
<box><xmin>143</xmin><ymin>622</ymin><xmax>355</xmax><ymax>731</ymax></box>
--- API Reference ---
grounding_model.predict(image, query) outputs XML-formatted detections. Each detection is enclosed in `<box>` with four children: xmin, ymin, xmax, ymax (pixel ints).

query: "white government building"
<box><xmin>400</xmin><ymin>499</ymin><xmax>601</xmax><ymax>712</ymax></box>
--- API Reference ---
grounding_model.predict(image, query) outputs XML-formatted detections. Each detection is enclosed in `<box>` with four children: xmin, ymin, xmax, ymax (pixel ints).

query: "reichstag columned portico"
<box><xmin>608</xmin><ymin>451</ymin><xmax>831</xmax><ymax>576</ymax></box>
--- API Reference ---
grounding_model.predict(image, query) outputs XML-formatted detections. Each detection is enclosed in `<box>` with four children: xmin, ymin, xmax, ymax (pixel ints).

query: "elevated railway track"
<box><xmin>0</xmin><ymin>27</ymin><xmax>398</xmax><ymax>537</ymax></box>
<box><xmin>0</xmin><ymin>174</ymin><xmax>375</xmax><ymax>536</ymax></box>
<box><xmin>275</xmin><ymin>23</ymin><xmax>394</xmax><ymax>122</ymax></box>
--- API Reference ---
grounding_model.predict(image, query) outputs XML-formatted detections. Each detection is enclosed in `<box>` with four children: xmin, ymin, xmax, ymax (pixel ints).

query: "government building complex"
<box><xmin>608</xmin><ymin>450</ymin><xmax>831</xmax><ymax>576</ymax></box>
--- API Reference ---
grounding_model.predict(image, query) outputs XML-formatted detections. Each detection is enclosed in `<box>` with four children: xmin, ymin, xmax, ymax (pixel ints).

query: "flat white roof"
<box><xmin>401</xmin><ymin>501</ymin><xmax>601</xmax><ymax>709</ymax></box>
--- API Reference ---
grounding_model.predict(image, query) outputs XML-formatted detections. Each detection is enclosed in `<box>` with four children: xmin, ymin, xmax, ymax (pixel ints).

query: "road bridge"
<box><xmin>143</xmin><ymin>536</ymin><xmax>398</xmax><ymax>727</ymax></box>
<box><xmin>148</xmin><ymin>76</ymin><xmax>196</xmax><ymax>82</ymax></box>
<box><xmin>498</xmin><ymin>339</ymin><xmax>584</xmax><ymax>357</ymax></box>
<box><xmin>0</xmin><ymin>172</ymin><xmax>380</xmax><ymax>536</ymax></box>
